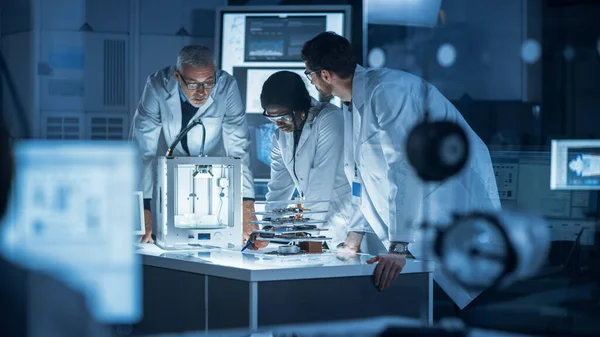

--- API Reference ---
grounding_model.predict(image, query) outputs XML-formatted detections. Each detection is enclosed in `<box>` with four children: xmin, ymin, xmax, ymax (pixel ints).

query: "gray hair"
<box><xmin>176</xmin><ymin>45</ymin><xmax>214</xmax><ymax>72</ymax></box>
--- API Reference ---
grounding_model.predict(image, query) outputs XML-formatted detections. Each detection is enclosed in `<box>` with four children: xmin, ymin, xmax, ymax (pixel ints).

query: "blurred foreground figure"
<box><xmin>0</xmin><ymin>120</ymin><xmax>109</xmax><ymax>337</ymax></box>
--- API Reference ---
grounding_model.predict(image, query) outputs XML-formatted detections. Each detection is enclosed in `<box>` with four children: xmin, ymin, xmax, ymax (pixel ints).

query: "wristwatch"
<box><xmin>390</xmin><ymin>242</ymin><xmax>410</xmax><ymax>254</ymax></box>
<box><xmin>390</xmin><ymin>242</ymin><xmax>415</xmax><ymax>259</ymax></box>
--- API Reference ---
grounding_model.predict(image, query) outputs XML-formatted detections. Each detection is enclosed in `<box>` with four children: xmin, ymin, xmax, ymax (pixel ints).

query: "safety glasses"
<box><xmin>262</xmin><ymin>109</ymin><xmax>295</xmax><ymax>124</ymax></box>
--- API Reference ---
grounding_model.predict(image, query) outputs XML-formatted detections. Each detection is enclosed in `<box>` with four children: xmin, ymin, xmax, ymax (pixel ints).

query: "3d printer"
<box><xmin>155</xmin><ymin>118</ymin><xmax>243</xmax><ymax>250</ymax></box>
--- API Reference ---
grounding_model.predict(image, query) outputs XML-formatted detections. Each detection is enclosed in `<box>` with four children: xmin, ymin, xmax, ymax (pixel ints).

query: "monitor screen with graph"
<box><xmin>215</xmin><ymin>6</ymin><xmax>351</xmax><ymax>113</ymax></box>
<box><xmin>551</xmin><ymin>139</ymin><xmax>600</xmax><ymax>190</ymax></box>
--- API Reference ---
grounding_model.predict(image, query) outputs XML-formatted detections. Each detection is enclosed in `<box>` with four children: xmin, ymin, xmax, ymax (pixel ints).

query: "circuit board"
<box><xmin>253</xmin><ymin>199</ymin><xmax>331</xmax><ymax>244</ymax></box>
<box><xmin>251</xmin><ymin>215</ymin><xmax>326</xmax><ymax>225</ymax></box>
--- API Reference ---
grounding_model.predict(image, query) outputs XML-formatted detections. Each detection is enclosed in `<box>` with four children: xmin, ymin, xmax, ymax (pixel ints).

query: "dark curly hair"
<box><xmin>301</xmin><ymin>31</ymin><xmax>356</xmax><ymax>79</ymax></box>
<box><xmin>260</xmin><ymin>71</ymin><xmax>311</xmax><ymax>113</ymax></box>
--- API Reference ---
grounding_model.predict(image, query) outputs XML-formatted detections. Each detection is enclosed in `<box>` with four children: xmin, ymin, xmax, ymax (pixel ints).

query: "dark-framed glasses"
<box><xmin>176</xmin><ymin>70</ymin><xmax>216</xmax><ymax>90</ymax></box>
<box><xmin>304</xmin><ymin>69</ymin><xmax>322</xmax><ymax>81</ymax></box>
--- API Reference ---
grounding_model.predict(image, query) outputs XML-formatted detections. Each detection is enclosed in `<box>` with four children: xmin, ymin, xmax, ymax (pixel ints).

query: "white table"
<box><xmin>134</xmin><ymin>244</ymin><xmax>435</xmax><ymax>335</ymax></box>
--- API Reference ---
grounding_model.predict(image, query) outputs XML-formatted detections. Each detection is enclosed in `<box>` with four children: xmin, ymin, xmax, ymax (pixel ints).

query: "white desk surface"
<box><xmin>137</xmin><ymin>243</ymin><xmax>434</xmax><ymax>282</ymax></box>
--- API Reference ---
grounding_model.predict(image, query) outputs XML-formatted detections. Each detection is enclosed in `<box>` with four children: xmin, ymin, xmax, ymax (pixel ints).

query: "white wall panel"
<box><xmin>2</xmin><ymin>32</ymin><xmax>35</xmax><ymax>137</ymax></box>
<box><xmin>85</xmin><ymin>0</ymin><xmax>130</xmax><ymax>33</ymax></box>
<box><xmin>38</xmin><ymin>30</ymin><xmax>86</xmax><ymax>112</ymax></box>
<box><xmin>140</xmin><ymin>0</ymin><xmax>184</xmax><ymax>35</ymax></box>
<box><xmin>84</xmin><ymin>33</ymin><xmax>129</xmax><ymax>112</ymax></box>
<box><xmin>41</xmin><ymin>0</ymin><xmax>129</xmax><ymax>33</ymax></box>
<box><xmin>138</xmin><ymin>35</ymin><xmax>185</xmax><ymax>101</ymax></box>
<box><xmin>86</xmin><ymin>112</ymin><xmax>128</xmax><ymax>140</ymax></box>
<box><xmin>41</xmin><ymin>0</ymin><xmax>85</xmax><ymax>31</ymax></box>
<box><xmin>40</xmin><ymin>111</ymin><xmax>83</xmax><ymax>139</ymax></box>
<box><xmin>182</xmin><ymin>0</ymin><xmax>226</xmax><ymax>37</ymax></box>
<box><xmin>1</xmin><ymin>0</ymin><xmax>33</xmax><ymax>34</ymax></box>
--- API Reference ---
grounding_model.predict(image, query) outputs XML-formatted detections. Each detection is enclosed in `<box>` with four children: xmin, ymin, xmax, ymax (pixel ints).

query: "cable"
<box><xmin>216</xmin><ymin>165</ymin><xmax>226</xmax><ymax>227</ymax></box>
<box><xmin>217</xmin><ymin>187</ymin><xmax>225</xmax><ymax>227</ymax></box>
<box><xmin>291</xmin><ymin>111</ymin><xmax>308</xmax><ymax>199</ymax></box>
<box><xmin>166</xmin><ymin>118</ymin><xmax>206</xmax><ymax>157</ymax></box>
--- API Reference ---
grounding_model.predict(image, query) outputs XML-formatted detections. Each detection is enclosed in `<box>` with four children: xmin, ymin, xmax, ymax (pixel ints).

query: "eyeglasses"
<box><xmin>263</xmin><ymin>109</ymin><xmax>294</xmax><ymax>124</ymax></box>
<box><xmin>304</xmin><ymin>69</ymin><xmax>322</xmax><ymax>82</ymax></box>
<box><xmin>176</xmin><ymin>70</ymin><xmax>216</xmax><ymax>90</ymax></box>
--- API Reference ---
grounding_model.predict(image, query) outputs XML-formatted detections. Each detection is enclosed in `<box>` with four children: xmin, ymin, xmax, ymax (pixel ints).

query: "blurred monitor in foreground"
<box><xmin>0</xmin><ymin>140</ymin><xmax>142</xmax><ymax>324</ymax></box>
<box><xmin>551</xmin><ymin>139</ymin><xmax>600</xmax><ymax>190</ymax></box>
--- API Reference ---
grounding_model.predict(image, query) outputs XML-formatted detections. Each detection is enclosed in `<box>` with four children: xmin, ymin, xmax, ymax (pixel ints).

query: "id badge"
<box><xmin>352</xmin><ymin>181</ymin><xmax>362</xmax><ymax>206</ymax></box>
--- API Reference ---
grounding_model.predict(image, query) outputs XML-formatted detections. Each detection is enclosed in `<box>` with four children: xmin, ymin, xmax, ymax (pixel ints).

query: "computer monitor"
<box><xmin>491</xmin><ymin>151</ymin><xmax>597</xmax><ymax>245</ymax></box>
<box><xmin>0</xmin><ymin>140</ymin><xmax>142</xmax><ymax>324</ymax></box>
<box><xmin>551</xmin><ymin>139</ymin><xmax>600</xmax><ymax>190</ymax></box>
<box><xmin>215</xmin><ymin>5</ymin><xmax>351</xmax><ymax>113</ymax></box>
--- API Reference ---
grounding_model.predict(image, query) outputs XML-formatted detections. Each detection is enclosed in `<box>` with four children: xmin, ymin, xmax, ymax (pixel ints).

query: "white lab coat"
<box><xmin>265</xmin><ymin>99</ymin><xmax>351</xmax><ymax>248</ymax></box>
<box><xmin>131</xmin><ymin>66</ymin><xmax>254</xmax><ymax>200</ymax></box>
<box><xmin>343</xmin><ymin>65</ymin><xmax>501</xmax><ymax>309</ymax></box>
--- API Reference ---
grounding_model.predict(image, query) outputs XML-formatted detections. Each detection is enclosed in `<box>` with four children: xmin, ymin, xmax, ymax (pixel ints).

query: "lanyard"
<box><xmin>349</xmin><ymin>101</ymin><xmax>359</xmax><ymax>182</ymax></box>
<box><xmin>292</xmin><ymin>129</ymin><xmax>304</xmax><ymax>199</ymax></box>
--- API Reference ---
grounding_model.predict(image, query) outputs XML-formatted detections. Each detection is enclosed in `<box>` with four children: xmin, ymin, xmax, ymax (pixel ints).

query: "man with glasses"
<box><xmin>301</xmin><ymin>32</ymin><xmax>500</xmax><ymax>305</ymax></box>
<box><xmin>131</xmin><ymin>45</ymin><xmax>265</xmax><ymax>249</ymax></box>
<box><xmin>259</xmin><ymin>71</ymin><xmax>353</xmax><ymax>249</ymax></box>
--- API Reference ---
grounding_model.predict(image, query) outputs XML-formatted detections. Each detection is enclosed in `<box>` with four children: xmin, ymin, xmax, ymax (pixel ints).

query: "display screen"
<box><xmin>219</xmin><ymin>10</ymin><xmax>346</xmax><ymax>113</ymax></box>
<box><xmin>233</xmin><ymin>67</ymin><xmax>320</xmax><ymax>113</ymax></box>
<box><xmin>0</xmin><ymin>141</ymin><xmax>141</xmax><ymax>324</ymax></box>
<box><xmin>244</xmin><ymin>16</ymin><xmax>327</xmax><ymax>62</ymax></box>
<box><xmin>551</xmin><ymin>140</ymin><xmax>600</xmax><ymax>190</ymax></box>
<box><xmin>246</xmin><ymin>114</ymin><xmax>276</xmax><ymax>180</ymax></box>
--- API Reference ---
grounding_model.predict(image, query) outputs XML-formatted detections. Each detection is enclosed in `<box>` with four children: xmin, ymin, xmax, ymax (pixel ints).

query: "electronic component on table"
<box><xmin>254</xmin><ymin>215</ymin><xmax>325</xmax><ymax>223</ymax></box>
<box><xmin>252</xmin><ymin>209</ymin><xmax>328</xmax><ymax>217</ymax></box>
<box><xmin>252</xmin><ymin>199</ymin><xmax>330</xmax><ymax>217</ymax></box>
<box><xmin>255</xmin><ymin>232</ymin><xmax>329</xmax><ymax>240</ymax></box>
<box><xmin>277</xmin><ymin>245</ymin><xmax>300</xmax><ymax>255</ymax></box>
<box><xmin>252</xmin><ymin>198</ymin><xmax>332</xmax><ymax>250</ymax></box>
<box><xmin>261</xmin><ymin>224</ymin><xmax>319</xmax><ymax>231</ymax></box>
<box><xmin>259</xmin><ymin>206</ymin><xmax>310</xmax><ymax>214</ymax></box>
<box><xmin>253</xmin><ymin>227</ymin><xmax>324</xmax><ymax>235</ymax></box>
<box><xmin>299</xmin><ymin>241</ymin><xmax>323</xmax><ymax>254</ymax></box>
<box><xmin>254</xmin><ymin>199</ymin><xmax>330</xmax><ymax>205</ymax></box>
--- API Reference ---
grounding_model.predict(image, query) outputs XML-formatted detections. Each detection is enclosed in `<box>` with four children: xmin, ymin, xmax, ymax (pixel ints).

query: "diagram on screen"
<box><xmin>24</xmin><ymin>170</ymin><xmax>107</xmax><ymax>239</ymax></box>
<box><xmin>564</xmin><ymin>147</ymin><xmax>600</xmax><ymax>188</ymax></box>
<box><xmin>244</xmin><ymin>16</ymin><xmax>326</xmax><ymax>62</ymax></box>
<box><xmin>256</xmin><ymin>123</ymin><xmax>276</xmax><ymax>167</ymax></box>
<box><xmin>569</xmin><ymin>153</ymin><xmax>600</xmax><ymax>177</ymax></box>
<box><xmin>248</xmin><ymin>40</ymin><xmax>285</xmax><ymax>58</ymax></box>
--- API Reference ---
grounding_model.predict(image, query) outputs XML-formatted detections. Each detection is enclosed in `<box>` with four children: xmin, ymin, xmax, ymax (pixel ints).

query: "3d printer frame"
<box><xmin>155</xmin><ymin>156</ymin><xmax>243</xmax><ymax>250</ymax></box>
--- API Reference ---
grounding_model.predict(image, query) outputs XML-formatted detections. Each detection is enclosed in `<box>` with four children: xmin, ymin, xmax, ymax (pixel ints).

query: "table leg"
<box><xmin>249</xmin><ymin>281</ymin><xmax>258</xmax><ymax>330</ymax></box>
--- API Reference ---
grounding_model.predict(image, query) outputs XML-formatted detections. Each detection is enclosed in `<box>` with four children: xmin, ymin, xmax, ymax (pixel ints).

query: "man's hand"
<box><xmin>366</xmin><ymin>254</ymin><xmax>406</xmax><ymax>291</ymax></box>
<box><xmin>243</xmin><ymin>200</ymin><xmax>268</xmax><ymax>250</ymax></box>
<box><xmin>140</xmin><ymin>209</ymin><xmax>154</xmax><ymax>244</ymax></box>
